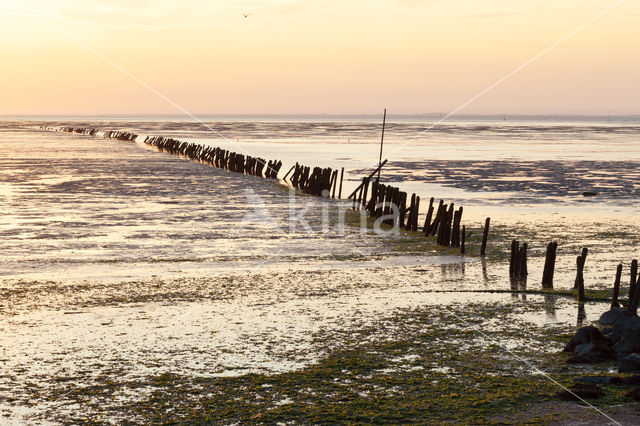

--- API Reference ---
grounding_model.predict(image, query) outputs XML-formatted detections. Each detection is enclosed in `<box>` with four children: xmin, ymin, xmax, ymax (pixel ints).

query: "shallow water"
<box><xmin>1</xmin><ymin>117</ymin><xmax>639</xmax><ymax>421</ymax></box>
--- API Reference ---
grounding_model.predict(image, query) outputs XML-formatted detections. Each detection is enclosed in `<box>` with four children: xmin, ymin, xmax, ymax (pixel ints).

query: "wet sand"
<box><xmin>1</xmin><ymin>120</ymin><xmax>639</xmax><ymax>423</ymax></box>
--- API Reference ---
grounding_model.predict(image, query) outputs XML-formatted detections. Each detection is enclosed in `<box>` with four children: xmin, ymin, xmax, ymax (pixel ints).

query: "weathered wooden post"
<box><xmin>576</xmin><ymin>254</ymin><xmax>586</xmax><ymax>302</ymax></box>
<box><xmin>361</xmin><ymin>177</ymin><xmax>370</xmax><ymax>207</ymax></box>
<box><xmin>411</xmin><ymin>196</ymin><xmax>420</xmax><ymax>231</ymax></box>
<box><xmin>519</xmin><ymin>242</ymin><xmax>528</xmax><ymax>279</ymax></box>
<box><xmin>480</xmin><ymin>217</ymin><xmax>490</xmax><ymax>256</ymax></box>
<box><xmin>629</xmin><ymin>260</ymin><xmax>639</xmax><ymax>313</ymax></box>
<box><xmin>423</xmin><ymin>197</ymin><xmax>434</xmax><ymax>235</ymax></box>
<box><xmin>629</xmin><ymin>259</ymin><xmax>638</xmax><ymax>307</ymax></box>
<box><xmin>460</xmin><ymin>225</ymin><xmax>466</xmax><ymax>255</ymax></box>
<box><xmin>611</xmin><ymin>263</ymin><xmax>623</xmax><ymax>309</ymax></box>
<box><xmin>431</xmin><ymin>200</ymin><xmax>444</xmax><ymax>237</ymax></box>
<box><xmin>574</xmin><ymin>248</ymin><xmax>588</xmax><ymax>290</ymax></box>
<box><xmin>331</xmin><ymin>170</ymin><xmax>338</xmax><ymax>198</ymax></box>
<box><xmin>436</xmin><ymin>203</ymin><xmax>447</xmax><ymax>245</ymax></box>
<box><xmin>338</xmin><ymin>167</ymin><xmax>344</xmax><ymax>199</ymax></box>
<box><xmin>509</xmin><ymin>240</ymin><xmax>519</xmax><ymax>278</ymax></box>
<box><xmin>451</xmin><ymin>207</ymin><xmax>463</xmax><ymax>247</ymax></box>
<box><xmin>542</xmin><ymin>242</ymin><xmax>558</xmax><ymax>288</ymax></box>
<box><xmin>407</xmin><ymin>194</ymin><xmax>416</xmax><ymax>230</ymax></box>
<box><xmin>398</xmin><ymin>192</ymin><xmax>407</xmax><ymax>229</ymax></box>
<box><xmin>443</xmin><ymin>203</ymin><xmax>454</xmax><ymax>246</ymax></box>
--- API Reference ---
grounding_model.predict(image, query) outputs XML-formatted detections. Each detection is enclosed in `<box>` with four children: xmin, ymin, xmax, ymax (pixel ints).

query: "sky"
<box><xmin>0</xmin><ymin>0</ymin><xmax>639</xmax><ymax>115</ymax></box>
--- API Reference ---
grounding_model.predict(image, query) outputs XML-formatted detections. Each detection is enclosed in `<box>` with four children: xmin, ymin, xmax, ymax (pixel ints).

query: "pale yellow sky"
<box><xmin>0</xmin><ymin>0</ymin><xmax>639</xmax><ymax>115</ymax></box>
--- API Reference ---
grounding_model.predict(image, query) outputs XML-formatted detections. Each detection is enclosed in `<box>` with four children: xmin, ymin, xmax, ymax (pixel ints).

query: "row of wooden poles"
<box><xmin>346</xmin><ymin>166</ymin><xmax>491</xmax><ymax>256</ymax></box>
<box><xmin>50</xmin><ymin>125</ymin><xmax>495</xmax><ymax>256</ymax></box>
<box><xmin>611</xmin><ymin>260</ymin><xmax>640</xmax><ymax>313</ymax></box>
<box><xmin>49</xmin><ymin>126</ymin><xmax>284</xmax><ymax>179</ymax></box>
<box><xmin>104</xmin><ymin>130</ymin><xmax>137</xmax><ymax>142</ymax></box>
<box><xmin>511</xmin><ymin>240</ymin><xmax>640</xmax><ymax>310</ymax></box>
<box><xmin>282</xmin><ymin>162</ymin><xmax>345</xmax><ymax>198</ymax></box>
<box><xmin>45</xmin><ymin>125</ymin><xmax>640</xmax><ymax>312</ymax></box>
<box><xmin>144</xmin><ymin>136</ymin><xmax>283</xmax><ymax>179</ymax></box>
<box><xmin>510</xmin><ymin>240</ymin><xmax>570</xmax><ymax>289</ymax></box>
<box><xmin>42</xmin><ymin>126</ymin><xmax>134</xmax><ymax>140</ymax></box>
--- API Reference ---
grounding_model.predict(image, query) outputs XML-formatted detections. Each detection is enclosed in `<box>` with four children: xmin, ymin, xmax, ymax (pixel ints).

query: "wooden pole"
<box><xmin>361</xmin><ymin>177</ymin><xmax>370</xmax><ymax>207</ymax></box>
<box><xmin>411</xmin><ymin>196</ymin><xmax>420</xmax><ymax>231</ymax></box>
<box><xmin>519</xmin><ymin>242</ymin><xmax>528</xmax><ymax>279</ymax></box>
<box><xmin>461</xmin><ymin>225</ymin><xmax>466</xmax><ymax>255</ymax></box>
<box><xmin>480</xmin><ymin>217</ymin><xmax>490</xmax><ymax>256</ymax></box>
<box><xmin>510</xmin><ymin>240</ymin><xmax>519</xmax><ymax>279</ymax></box>
<box><xmin>377</xmin><ymin>108</ymin><xmax>386</xmax><ymax>182</ymax></box>
<box><xmin>577</xmin><ymin>255</ymin><xmax>586</xmax><ymax>301</ymax></box>
<box><xmin>630</xmin><ymin>270</ymin><xmax>640</xmax><ymax>315</ymax></box>
<box><xmin>331</xmin><ymin>170</ymin><xmax>338</xmax><ymax>198</ymax></box>
<box><xmin>431</xmin><ymin>200</ymin><xmax>444</xmax><ymax>237</ymax></box>
<box><xmin>629</xmin><ymin>259</ymin><xmax>638</xmax><ymax>307</ymax></box>
<box><xmin>574</xmin><ymin>248</ymin><xmax>588</xmax><ymax>289</ymax></box>
<box><xmin>611</xmin><ymin>263</ymin><xmax>622</xmax><ymax>309</ymax></box>
<box><xmin>423</xmin><ymin>197</ymin><xmax>434</xmax><ymax>235</ymax></box>
<box><xmin>542</xmin><ymin>242</ymin><xmax>558</xmax><ymax>288</ymax></box>
<box><xmin>338</xmin><ymin>167</ymin><xmax>344</xmax><ymax>199</ymax></box>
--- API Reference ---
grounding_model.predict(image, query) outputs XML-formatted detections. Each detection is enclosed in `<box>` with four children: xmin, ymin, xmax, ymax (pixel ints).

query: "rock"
<box><xmin>557</xmin><ymin>384</ymin><xmax>605</xmax><ymax>401</ymax></box>
<box><xmin>599</xmin><ymin>308</ymin><xmax>640</xmax><ymax>340</ymax></box>
<box><xmin>582</xmin><ymin>191</ymin><xmax>598</xmax><ymax>197</ymax></box>
<box><xmin>599</xmin><ymin>307</ymin><xmax>631</xmax><ymax>326</ymax></box>
<box><xmin>619</xmin><ymin>353</ymin><xmax>640</xmax><ymax>373</ymax></box>
<box><xmin>568</xmin><ymin>343</ymin><xmax>615</xmax><ymax>363</ymax></box>
<box><xmin>612</xmin><ymin>337</ymin><xmax>640</xmax><ymax>358</ymax></box>
<box><xmin>614</xmin><ymin>316</ymin><xmax>640</xmax><ymax>340</ymax></box>
<box><xmin>564</xmin><ymin>326</ymin><xmax>607</xmax><ymax>353</ymax></box>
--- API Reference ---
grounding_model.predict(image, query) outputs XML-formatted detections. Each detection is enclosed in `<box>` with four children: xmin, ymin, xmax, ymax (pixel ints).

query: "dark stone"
<box><xmin>614</xmin><ymin>316</ymin><xmax>640</xmax><ymax>340</ymax></box>
<box><xmin>619</xmin><ymin>353</ymin><xmax>640</xmax><ymax>373</ymax></box>
<box><xmin>563</xmin><ymin>326</ymin><xmax>607</xmax><ymax>353</ymax></box>
<box><xmin>599</xmin><ymin>307</ymin><xmax>631</xmax><ymax>326</ymax></box>
<box><xmin>567</xmin><ymin>343</ymin><xmax>615</xmax><ymax>363</ymax></box>
<box><xmin>557</xmin><ymin>384</ymin><xmax>605</xmax><ymax>401</ymax></box>
<box><xmin>582</xmin><ymin>191</ymin><xmax>598</xmax><ymax>197</ymax></box>
<box><xmin>602</xmin><ymin>326</ymin><xmax>613</xmax><ymax>336</ymax></box>
<box><xmin>612</xmin><ymin>337</ymin><xmax>640</xmax><ymax>359</ymax></box>
<box><xmin>599</xmin><ymin>308</ymin><xmax>640</xmax><ymax>340</ymax></box>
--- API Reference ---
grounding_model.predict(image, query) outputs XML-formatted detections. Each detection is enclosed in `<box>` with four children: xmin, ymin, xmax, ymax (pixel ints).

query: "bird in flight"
<box><xmin>242</xmin><ymin>13</ymin><xmax>250</xmax><ymax>18</ymax></box>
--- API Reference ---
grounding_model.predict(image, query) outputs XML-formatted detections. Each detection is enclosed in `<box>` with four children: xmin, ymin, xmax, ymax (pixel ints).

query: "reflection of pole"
<box><xmin>377</xmin><ymin>108</ymin><xmax>386</xmax><ymax>183</ymax></box>
<box><xmin>577</xmin><ymin>302</ymin><xmax>586</xmax><ymax>326</ymax></box>
<box><xmin>481</xmin><ymin>257</ymin><xmax>489</xmax><ymax>283</ymax></box>
<box><xmin>543</xmin><ymin>293</ymin><xmax>556</xmax><ymax>321</ymax></box>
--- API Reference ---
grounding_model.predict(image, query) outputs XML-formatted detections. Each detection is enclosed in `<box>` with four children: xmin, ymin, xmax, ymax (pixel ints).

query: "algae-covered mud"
<box><xmin>1</xmin><ymin>117</ymin><xmax>640</xmax><ymax>423</ymax></box>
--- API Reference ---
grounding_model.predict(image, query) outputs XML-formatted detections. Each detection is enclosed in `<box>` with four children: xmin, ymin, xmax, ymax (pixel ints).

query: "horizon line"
<box><xmin>2</xmin><ymin>112</ymin><xmax>640</xmax><ymax>119</ymax></box>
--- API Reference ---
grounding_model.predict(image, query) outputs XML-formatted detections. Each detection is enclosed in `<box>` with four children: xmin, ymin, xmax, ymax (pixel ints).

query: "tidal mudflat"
<box><xmin>1</xmin><ymin>118</ymin><xmax>640</xmax><ymax>423</ymax></box>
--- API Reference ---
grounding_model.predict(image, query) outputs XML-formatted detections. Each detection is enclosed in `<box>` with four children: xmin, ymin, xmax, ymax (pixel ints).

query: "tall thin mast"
<box><xmin>377</xmin><ymin>108</ymin><xmax>386</xmax><ymax>182</ymax></box>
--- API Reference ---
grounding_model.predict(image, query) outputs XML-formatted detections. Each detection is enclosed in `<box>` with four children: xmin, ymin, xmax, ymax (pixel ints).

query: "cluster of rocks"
<box><xmin>559</xmin><ymin>307</ymin><xmax>640</xmax><ymax>400</ymax></box>
<box><xmin>564</xmin><ymin>307</ymin><xmax>640</xmax><ymax>371</ymax></box>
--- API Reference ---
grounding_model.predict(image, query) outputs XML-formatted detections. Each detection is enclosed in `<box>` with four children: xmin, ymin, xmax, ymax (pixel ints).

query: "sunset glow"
<box><xmin>1</xmin><ymin>0</ymin><xmax>639</xmax><ymax>115</ymax></box>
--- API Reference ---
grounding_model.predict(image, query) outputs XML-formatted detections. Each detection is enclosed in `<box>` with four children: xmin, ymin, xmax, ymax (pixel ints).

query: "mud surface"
<box><xmin>1</xmin><ymin>119</ymin><xmax>639</xmax><ymax>423</ymax></box>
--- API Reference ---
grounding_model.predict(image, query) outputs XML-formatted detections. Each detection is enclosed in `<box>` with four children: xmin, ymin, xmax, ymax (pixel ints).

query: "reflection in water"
<box><xmin>510</xmin><ymin>278</ymin><xmax>519</xmax><ymax>300</ymax></box>
<box><xmin>481</xmin><ymin>257</ymin><xmax>489</xmax><ymax>284</ymax></box>
<box><xmin>577</xmin><ymin>302</ymin><xmax>587</xmax><ymax>326</ymax></box>
<box><xmin>543</xmin><ymin>293</ymin><xmax>557</xmax><ymax>322</ymax></box>
<box><xmin>439</xmin><ymin>263</ymin><xmax>466</xmax><ymax>283</ymax></box>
